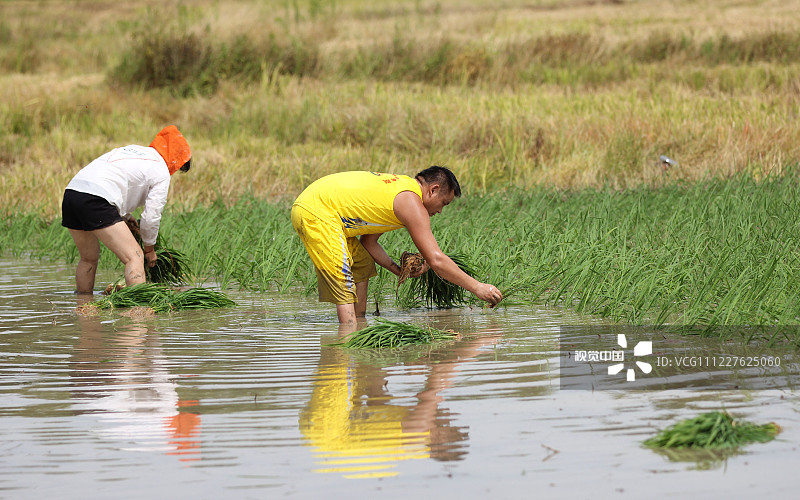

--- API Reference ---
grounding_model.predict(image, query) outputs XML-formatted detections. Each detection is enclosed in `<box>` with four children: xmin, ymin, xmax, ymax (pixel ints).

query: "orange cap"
<box><xmin>149</xmin><ymin>125</ymin><xmax>191</xmax><ymax>175</ymax></box>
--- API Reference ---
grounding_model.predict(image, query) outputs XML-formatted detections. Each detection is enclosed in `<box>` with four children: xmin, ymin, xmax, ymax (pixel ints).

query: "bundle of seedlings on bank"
<box><xmin>92</xmin><ymin>283</ymin><xmax>236</xmax><ymax>313</ymax></box>
<box><xmin>331</xmin><ymin>318</ymin><xmax>460</xmax><ymax>349</ymax></box>
<box><xmin>396</xmin><ymin>251</ymin><xmax>477</xmax><ymax>309</ymax></box>
<box><xmin>643</xmin><ymin>410</ymin><xmax>781</xmax><ymax>450</ymax></box>
<box><xmin>126</xmin><ymin>218</ymin><xmax>190</xmax><ymax>285</ymax></box>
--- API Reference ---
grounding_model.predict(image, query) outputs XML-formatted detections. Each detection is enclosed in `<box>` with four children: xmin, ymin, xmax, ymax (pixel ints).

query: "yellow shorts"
<box><xmin>291</xmin><ymin>204</ymin><xmax>377</xmax><ymax>304</ymax></box>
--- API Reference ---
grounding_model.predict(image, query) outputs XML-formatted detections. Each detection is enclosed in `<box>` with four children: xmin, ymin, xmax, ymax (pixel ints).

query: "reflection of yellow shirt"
<box><xmin>299</xmin><ymin>354</ymin><xmax>429</xmax><ymax>479</ymax></box>
<box><xmin>293</xmin><ymin>171</ymin><xmax>422</xmax><ymax>238</ymax></box>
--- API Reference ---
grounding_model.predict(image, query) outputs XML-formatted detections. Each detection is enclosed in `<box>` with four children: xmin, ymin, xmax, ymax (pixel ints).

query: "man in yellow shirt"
<box><xmin>291</xmin><ymin>166</ymin><xmax>502</xmax><ymax>324</ymax></box>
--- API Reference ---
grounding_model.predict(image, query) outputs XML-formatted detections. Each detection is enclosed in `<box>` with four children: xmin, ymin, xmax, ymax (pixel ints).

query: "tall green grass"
<box><xmin>6</xmin><ymin>174</ymin><xmax>800</xmax><ymax>341</ymax></box>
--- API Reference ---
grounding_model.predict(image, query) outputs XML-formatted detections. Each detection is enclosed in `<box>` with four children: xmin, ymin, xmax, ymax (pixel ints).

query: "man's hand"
<box><xmin>473</xmin><ymin>283</ymin><xmax>503</xmax><ymax>307</ymax></box>
<box><xmin>410</xmin><ymin>261</ymin><xmax>429</xmax><ymax>278</ymax></box>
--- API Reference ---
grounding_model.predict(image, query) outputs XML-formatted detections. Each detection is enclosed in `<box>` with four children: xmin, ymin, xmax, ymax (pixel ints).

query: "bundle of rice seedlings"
<box><xmin>398</xmin><ymin>251</ymin><xmax>425</xmax><ymax>285</ymax></box>
<box><xmin>169</xmin><ymin>287</ymin><xmax>237</xmax><ymax>310</ymax></box>
<box><xmin>126</xmin><ymin>218</ymin><xmax>191</xmax><ymax>284</ymax></box>
<box><xmin>95</xmin><ymin>283</ymin><xmax>174</xmax><ymax>313</ymax></box>
<box><xmin>147</xmin><ymin>247</ymin><xmax>190</xmax><ymax>285</ymax></box>
<box><xmin>396</xmin><ymin>252</ymin><xmax>477</xmax><ymax>309</ymax></box>
<box><xmin>91</xmin><ymin>283</ymin><xmax>236</xmax><ymax>313</ymax></box>
<box><xmin>331</xmin><ymin>318</ymin><xmax>460</xmax><ymax>349</ymax></box>
<box><xmin>643</xmin><ymin>410</ymin><xmax>781</xmax><ymax>449</ymax></box>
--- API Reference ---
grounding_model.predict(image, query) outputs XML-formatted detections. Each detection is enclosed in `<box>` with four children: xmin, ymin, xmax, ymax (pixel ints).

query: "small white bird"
<box><xmin>659</xmin><ymin>155</ymin><xmax>677</xmax><ymax>172</ymax></box>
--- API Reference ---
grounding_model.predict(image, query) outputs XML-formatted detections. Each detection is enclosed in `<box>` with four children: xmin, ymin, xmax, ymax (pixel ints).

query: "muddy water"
<box><xmin>1</xmin><ymin>259</ymin><xmax>798</xmax><ymax>499</ymax></box>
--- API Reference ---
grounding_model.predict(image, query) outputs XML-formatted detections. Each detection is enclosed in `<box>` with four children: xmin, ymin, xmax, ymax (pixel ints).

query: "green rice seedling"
<box><xmin>396</xmin><ymin>252</ymin><xmax>477</xmax><ymax>309</ymax></box>
<box><xmin>644</xmin><ymin>411</ymin><xmax>781</xmax><ymax>450</ymax></box>
<box><xmin>169</xmin><ymin>287</ymin><xmax>236</xmax><ymax>310</ymax></box>
<box><xmin>330</xmin><ymin>318</ymin><xmax>460</xmax><ymax>349</ymax></box>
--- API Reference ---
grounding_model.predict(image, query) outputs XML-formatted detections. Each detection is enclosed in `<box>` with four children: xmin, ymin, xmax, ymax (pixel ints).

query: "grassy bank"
<box><xmin>2</xmin><ymin>0</ymin><xmax>800</xmax><ymax>218</ymax></box>
<box><xmin>5</xmin><ymin>174</ymin><xmax>800</xmax><ymax>342</ymax></box>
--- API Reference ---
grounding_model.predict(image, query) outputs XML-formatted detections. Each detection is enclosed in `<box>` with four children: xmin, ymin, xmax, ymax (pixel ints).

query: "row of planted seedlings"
<box><xmin>164</xmin><ymin>197</ymin><xmax>315</xmax><ymax>292</ymax></box>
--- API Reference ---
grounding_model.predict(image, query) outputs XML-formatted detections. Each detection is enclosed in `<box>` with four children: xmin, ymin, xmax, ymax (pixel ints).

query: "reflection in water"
<box><xmin>299</xmin><ymin>324</ymin><xmax>500</xmax><ymax>478</ymax></box>
<box><xmin>4</xmin><ymin>259</ymin><xmax>800</xmax><ymax>497</ymax></box>
<box><xmin>70</xmin><ymin>304</ymin><xmax>201</xmax><ymax>461</ymax></box>
<box><xmin>648</xmin><ymin>446</ymin><xmax>741</xmax><ymax>471</ymax></box>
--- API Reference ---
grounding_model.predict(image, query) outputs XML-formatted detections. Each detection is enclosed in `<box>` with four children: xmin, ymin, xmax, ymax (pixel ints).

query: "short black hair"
<box><xmin>180</xmin><ymin>158</ymin><xmax>191</xmax><ymax>172</ymax></box>
<box><xmin>415</xmin><ymin>166</ymin><xmax>461</xmax><ymax>197</ymax></box>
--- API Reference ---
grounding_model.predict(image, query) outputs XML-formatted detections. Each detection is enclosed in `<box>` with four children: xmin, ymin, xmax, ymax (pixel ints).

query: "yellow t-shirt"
<box><xmin>293</xmin><ymin>171</ymin><xmax>422</xmax><ymax>237</ymax></box>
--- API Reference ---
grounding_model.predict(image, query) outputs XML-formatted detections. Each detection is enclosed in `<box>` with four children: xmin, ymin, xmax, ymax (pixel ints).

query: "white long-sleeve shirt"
<box><xmin>66</xmin><ymin>145</ymin><xmax>171</xmax><ymax>246</ymax></box>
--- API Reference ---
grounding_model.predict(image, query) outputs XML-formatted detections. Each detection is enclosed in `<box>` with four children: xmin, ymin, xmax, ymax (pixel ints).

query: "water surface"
<box><xmin>1</xmin><ymin>259</ymin><xmax>798</xmax><ymax>499</ymax></box>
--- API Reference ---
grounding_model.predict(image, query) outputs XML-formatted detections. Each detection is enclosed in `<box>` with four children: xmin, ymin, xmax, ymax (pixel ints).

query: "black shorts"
<box><xmin>61</xmin><ymin>189</ymin><xmax>123</xmax><ymax>231</ymax></box>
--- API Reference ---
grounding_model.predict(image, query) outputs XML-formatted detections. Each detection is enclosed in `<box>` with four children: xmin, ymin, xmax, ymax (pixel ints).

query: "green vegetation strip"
<box><xmin>8</xmin><ymin>174</ymin><xmax>800</xmax><ymax>341</ymax></box>
<box><xmin>644</xmin><ymin>411</ymin><xmax>781</xmax><ymax>450</ymax></box>
<box><xmin>330</xmin><ymin>318</ymin><xmax>460</xmax><ymax>349</ymax></box>
<box><xmin>92</xmin><ymin>283</ymin><xmax>235</xmax><ymax>313</ymax></box>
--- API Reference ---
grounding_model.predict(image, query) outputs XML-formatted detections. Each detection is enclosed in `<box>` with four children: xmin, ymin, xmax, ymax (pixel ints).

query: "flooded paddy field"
<box><xmin>1</xmin><ymin>259</ymin><xmax>798</xmax><ymax>499</ymax></box>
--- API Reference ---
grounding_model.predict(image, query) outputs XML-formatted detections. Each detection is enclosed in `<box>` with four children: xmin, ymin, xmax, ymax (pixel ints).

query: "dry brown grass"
<box><xmin>3</xmin><ymin>0</ymin><xmax>800</xmax><ymax>218</ymax></box>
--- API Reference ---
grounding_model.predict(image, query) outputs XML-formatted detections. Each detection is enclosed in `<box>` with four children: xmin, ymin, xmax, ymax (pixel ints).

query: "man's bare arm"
<box><xmin>360</xmin><ymin>233</ymin><xmax>401</xmax><ymax>276</ymax></box>
<box><xmin>393</xmin><ymin>191</ymin><xmax>502</xmax><ymax>304</ymax></box>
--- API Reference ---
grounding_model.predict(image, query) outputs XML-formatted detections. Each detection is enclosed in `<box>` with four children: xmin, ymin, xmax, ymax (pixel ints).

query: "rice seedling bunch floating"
<box><xmin>397</xmin><ymin>252</ymin><xmax>477</xmax><ymax>309</ymax></box>
<box><xmin>126</xmin><ymin>218</ymin><xmax>190</xmax><ymax>285</ymax></box>
<box><xmin>95</xmin><ymin>283</ymin><xmax>174</xmax><ymax>312</ymax></box>
<box><xmin>169</xmin><ymin>287</ymin><xmax>237</xmax><ymax>310</ymax></box>
<box><xmin>331</xmin><ymin>318</ymin><xmax>460</xmax><ymax>349</ymax></box>
<box><xmin>643</xmin><ymin>410</ymin><xmax>781</xmax><ymax>450</ymax></box>
<box><xmin>92</xmin><ymin>283</ymin><xmax>236</xmax><ymax>313</ymax></box>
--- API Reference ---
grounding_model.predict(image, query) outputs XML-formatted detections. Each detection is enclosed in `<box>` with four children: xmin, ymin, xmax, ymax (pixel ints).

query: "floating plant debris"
<box><xmin>644</xmin><ymin>410</ymin><xmax>781</xmax><ymax>450</ymax></box>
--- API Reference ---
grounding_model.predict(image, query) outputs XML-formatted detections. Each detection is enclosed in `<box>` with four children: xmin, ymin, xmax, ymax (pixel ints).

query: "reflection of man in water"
<box><xmin>299</xmin><ymin>328</ymin><xmax>499</xmax><ymax>478</ymax></box>
<box><xmin>71</xmin><ymin>302</ymin><xmax>201</xmax><ymax>460</ymax></box>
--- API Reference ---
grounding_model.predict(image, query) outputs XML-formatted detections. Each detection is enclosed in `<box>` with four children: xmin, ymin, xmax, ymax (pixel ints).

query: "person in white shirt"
<box><xmin>61</xmin><ymin>126</ymin><xmax>192</xmax><ymax>295</ymax></box>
